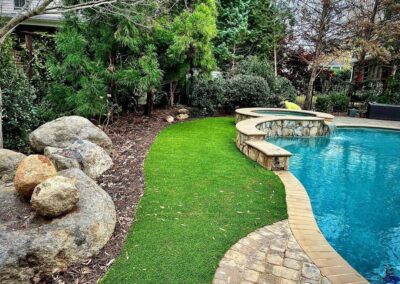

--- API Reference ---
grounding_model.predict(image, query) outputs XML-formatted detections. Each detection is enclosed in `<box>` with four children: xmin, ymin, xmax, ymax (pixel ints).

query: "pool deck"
<box><xmin>334</xmin><ymin>117</ymin><xmax>400</xmax><ymax>130</ymax></box>
<box><xmin>215</xmin><ymin>116</ymin><xmax>400</xmax><ymax>284</ymax></box>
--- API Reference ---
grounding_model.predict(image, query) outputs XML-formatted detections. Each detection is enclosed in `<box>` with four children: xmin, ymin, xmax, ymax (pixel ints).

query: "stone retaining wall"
<box><xmin>235</xmin><ymin>118</ymin><xmax>330</xmax><ymax>171</ymax></box>
<box><xmin>257</xmin><ymin>120</ymin><xmax>330</xmax><ymax>138</ymax></box>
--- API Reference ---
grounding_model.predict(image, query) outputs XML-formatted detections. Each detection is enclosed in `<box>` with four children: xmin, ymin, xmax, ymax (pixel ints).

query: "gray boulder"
<box><xmin>0</xmin><ymin>150</ymin><xmax>26</xmax><ymax>184</ymax></box>
<box><xmin>0</xmin><ymin>169</ymin><xmax>116</xmax><ymax>283</ymax></box>
<box><xmin>44</xmin><ymin>140</ymin><xmax>113</xmax><ymax>179</ymax></box>
<box><xmin>29</xmin><ymin>116</ymin><xmax>113</xmax><ymax>154</ymax></box>
<box><xmin>31</xmin><ymin>176</ymin><xmax>79</xmax><ymax>217</ymax></box>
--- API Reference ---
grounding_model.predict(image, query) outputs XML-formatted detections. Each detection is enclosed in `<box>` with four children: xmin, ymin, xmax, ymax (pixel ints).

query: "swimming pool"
<box><xmin>253</xmin><ymin>110</ymin><xmax>316</xmax><ymax>117</ymax></box>
<box><xmin>270</xmin><ymin>128</ymin><xmax>400</xmax><ymax>283</ymax></box>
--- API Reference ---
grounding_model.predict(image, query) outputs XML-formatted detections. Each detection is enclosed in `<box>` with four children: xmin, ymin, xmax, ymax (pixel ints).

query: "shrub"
<box><xmin>225</xmin><ymin>75</ymin><xmax>271</xmax><ymax>109</ymax></box>
<box><xmin>330</xmin><ymin>92</ymin><xmax>349</xmax><ymax>112</ymax></box>
<box><xmin>273</xmin><ymin>76</ymin><xmax>297</xmax><ymax>104</ymax></box>
<box><xmin>232</xmin><ymin>56</ymin><xmax>275</xmax><ymax>85</ymax></box>
<box><xmin>315</xmin><ymin>95</ymin><xmax>330</xmax><ymax>112</ymax></box>
<box><xmin>232</xmin><ymin>56</ymin><xmax>297</xmax><ymax>104</ymax></box>
<box><xmin>315</xmin><ymin>92</ymin><xmax>349</xmax><ymax>113</ymax></box>
<box><xmin>190</xmin><ymin>76</ymin><xmax>227</xmax><ymax>114</ymax></box>
<box><xmin>0</xmin><ymin>39</ymin><xmax>39</xmax><ymax>152</ymax></box>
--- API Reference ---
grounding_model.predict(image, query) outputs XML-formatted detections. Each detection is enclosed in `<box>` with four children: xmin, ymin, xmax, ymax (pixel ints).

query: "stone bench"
<box><xmin>245</xmin><ymin>140</ymin><xmax>292</xmax><ymax>171</ymax></box>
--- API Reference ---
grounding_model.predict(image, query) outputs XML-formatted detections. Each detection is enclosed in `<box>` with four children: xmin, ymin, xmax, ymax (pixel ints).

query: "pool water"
<box><xmin>253</xmin><ymin>110</ymin><xmax>315</xmax><ymax>117</ymax></box>
<box><xmin>269</xmin><ymin>128</ymin><xmax>400</xmax><ymax>283</ymax></box>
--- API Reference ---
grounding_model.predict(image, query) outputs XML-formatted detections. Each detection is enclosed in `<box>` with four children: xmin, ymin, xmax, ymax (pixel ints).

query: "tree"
<box><xmin>214</xmin><ymin>0</ymin><xmax>292</xmax><ymax>71</ymax></box>
<box><xmin>0</xmin><ymin>0</ymin><xmax>162</xmax><ymax>148</ymax></box>
<box><xmin>293</xmin><ymin>0</ymin><xmax>346</xmax><ymax>110</ymax></box>
<box><xmin>154</xmin><ymin>0</ymin><xmax>217</xmax><ymax>104</ymax></box>
<box><xmin>346</xmin><ymin>0</ymin><xmax>400</xmax><ymax>88</ymax></box>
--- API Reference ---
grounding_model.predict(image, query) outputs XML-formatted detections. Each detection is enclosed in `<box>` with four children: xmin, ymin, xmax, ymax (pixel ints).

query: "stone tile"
<box><xmin>266</xmin><ymin>253</ymin><xmax>284</xmax><ymax>266</ymax></box>
<box><xmin>243</xmin><ymin>269</ymin><xmax>260</xmax><ymax>282</ymax></box>
<box><xmin>283</xmin><ymin>258</ymin><xmax>302</xmax><ymax>270</ymax></box>
<box><xmin>301</xmin><ymin>263</ymin><xmax>321</xmax><ymax>280</ymax></box>
<box><xmin>272</xmin><ymin>265</ymin><xmax>300</xmax><ymax>281</ymax></box>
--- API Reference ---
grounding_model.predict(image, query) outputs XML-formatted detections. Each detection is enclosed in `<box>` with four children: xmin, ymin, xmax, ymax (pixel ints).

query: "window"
<box><xmin>14</xmin><ymin>0</ymin><xmax>26</xmax><ymax>9</ymax></box>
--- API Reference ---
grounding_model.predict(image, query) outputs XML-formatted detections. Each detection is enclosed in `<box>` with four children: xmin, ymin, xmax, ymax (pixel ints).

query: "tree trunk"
<box><xmin>304</xmin><ymin>62</ymin><xmax>318</xmax><ymax>110</ymax></box>
<box><xmin>25</xmin><ymin>33</ymin><xmax>34</xmax><ymax>79</ymax></box>
<box><xmin>169</xmin><ymin>81</ymin><xmax>176</xmax><ymax>107</ymax></box>
<box><xmin>274</xmin><ymin>43</ymin><xmax>278</xmax><ymax>77</ymax></box>
<box><xmin>144</xmin><ymin>90</ymin><xmax>154</xmax><ymax>116</ymax></box>
<box><xmin>0</xmin><ymin>84</ymin><xmax>3</xmax><ymax>149</ymax></box>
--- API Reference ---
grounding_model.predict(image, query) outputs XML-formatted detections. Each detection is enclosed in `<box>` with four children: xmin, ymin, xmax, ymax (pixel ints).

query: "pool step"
<box><xmin>245</xmin><ymin>140</ymin><xmax>292</xmax><ymax>171</ymax></box>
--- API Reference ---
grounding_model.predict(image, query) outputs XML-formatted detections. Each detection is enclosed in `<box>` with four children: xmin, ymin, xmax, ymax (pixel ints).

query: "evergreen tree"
<box><xmin>214</xmin><ymin>0</ymin><xmax>292</xmax><ymax>70</ymax></box>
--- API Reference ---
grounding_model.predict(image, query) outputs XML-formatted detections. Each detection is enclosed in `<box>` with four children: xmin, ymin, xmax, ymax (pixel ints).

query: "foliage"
<box><xmin>47</xmin><ymin>3</ymin><xmax>165</xmax><ymax>118</ymax></box>
<box><xmin>166</xmin><ymin>0</ymin><xmax>217</xmax><ymax>74</ymax></box>
<box><xmin>190</xmin><ymin>56</ymin><xmax>297</xmax><ymax>114</ymax></box>
<box><xmin>232</xmin><ymin>57</ymin><xmax>296</xmax><ymax>102</ymax></box>
<box><xmin>190</xmin><ymin>76</ymin><xmax>227</xmax><ymax>114</ymax></box>
<box><xmin>225</xmin><ymin>74</ymin><xmax>271</xmax><ymax>109</ymax></box>
<box><xmin>214</xmin><ymin>0</ymin><xmax>292</xmax><ymax>69</ymax></box>
<box><xmin>315</xmin><ymin>92</ymin><xmax>349</xmax><ymax>112</ymax></box>
<box><xmin>315</xmin><ymin>95</ymin><xmax>331</xmax><ymax>112</ymax></box>
<box><xmin>381</xmin><ymin>70</ymin><xmax>400</xmax><ymax>104</ymax></box>
<box><xmin>0</xmin><ymin>39</ymin><xmax>38</xmax><ymax>152</ymax></box>
<box><xmin>19</xmin><ymin>33</ymin><xmax>55</xmax><ymax>103</ymax></box>
<box><xmin>103</xmin><ymin>117</ymin><xmax>286</xmax><ymax>283</ymax></box>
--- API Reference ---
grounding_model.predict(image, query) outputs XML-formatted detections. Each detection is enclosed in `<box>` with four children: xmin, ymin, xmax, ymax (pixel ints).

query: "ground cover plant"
<box><xmin>102</xmin><ymin>117</ymin><xmax>287</xmax><ymax>283</ymax></box>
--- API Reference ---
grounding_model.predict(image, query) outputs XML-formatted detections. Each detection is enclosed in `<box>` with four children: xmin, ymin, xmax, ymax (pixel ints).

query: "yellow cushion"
<box><xmin>284</xmin><ymin>101</ymin><xmax>302</xmax><ymax>110</ymax></box>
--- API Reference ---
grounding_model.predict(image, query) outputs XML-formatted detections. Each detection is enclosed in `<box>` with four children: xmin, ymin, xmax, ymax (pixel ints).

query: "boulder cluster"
<box><xmin>165</xmin><ymin>108</ymin><xmax>190</xmax><ymax>123</ymax></box>
<box><xmin>0</xmin><ymin>116</ymin><xmax>116</xmax><ymax>283</ymax></box>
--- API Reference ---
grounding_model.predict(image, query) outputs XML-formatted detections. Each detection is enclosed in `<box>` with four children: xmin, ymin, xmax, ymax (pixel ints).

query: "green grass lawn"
<box><xmin>102</xmin><ymin>117</ymin><xmax>287</xmax><ymax>284</ymax></box>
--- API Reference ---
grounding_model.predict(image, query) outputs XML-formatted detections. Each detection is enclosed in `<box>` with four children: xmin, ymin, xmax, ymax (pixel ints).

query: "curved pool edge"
<box><xmin>235</xmin><ymin>107</ymin><xmax>334</xmax><ymax>123</ymax></box>
<box><xmin>232</xmin><ymin>115</ymin><xmax>400</xmax><ymax>284</ymax></box>
<box><xmin>276</xmin><ymin>171</ymin><xmax>368</xmax><ymax>284</ymax></box>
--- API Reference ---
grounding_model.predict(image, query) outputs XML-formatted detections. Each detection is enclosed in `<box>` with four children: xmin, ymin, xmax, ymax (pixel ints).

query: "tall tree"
<box><xmin>0</xmin><ymin>0</ymin><xmax>161</xmax><ymax>148</ymax></box>
<box><xmin>214</xmin><ymin>0</ymin><xmax>292</xmax><ymax>71</ymax></box>
<box><xmin>155</xmin><ymin>0</ymin><xmax>217</xmax><ymax>104</ymax></box>
<box><xmin>346</xmin><ymin>0</ymin><xmax>400</xmax><ymax>87</ymax></box>
<box><xmin>294</xmin><ymin>0</ymin><xmax>346</xmax><ymax>110</ymax></box>
<box><xmin>47</xmin><ymin>1</ymin><xmax>164</xmax><ymax>118</ymax></box>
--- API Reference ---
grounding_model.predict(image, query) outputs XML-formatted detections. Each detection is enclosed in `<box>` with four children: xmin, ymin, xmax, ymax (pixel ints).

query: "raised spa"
<box><xmin>270</xmin><ymin>128</ymin><xmax>400</xmax><ymax>283</ymax></box>
<box><xmin>253</xmin><ymin>109</ymin><xmax>316</xmax><ymax>117</ymax></box>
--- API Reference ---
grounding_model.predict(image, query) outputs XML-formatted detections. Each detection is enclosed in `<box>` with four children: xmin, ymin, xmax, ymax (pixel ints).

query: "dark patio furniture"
<box><xmin>367</xmin><ymin>103</ymin><xmax>400</xmax><ymax>121</ymax></box>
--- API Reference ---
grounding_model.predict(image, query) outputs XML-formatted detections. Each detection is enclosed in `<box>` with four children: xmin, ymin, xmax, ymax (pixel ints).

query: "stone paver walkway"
<box><xmin>213</xmin><ymin>221</ymin><xmax>331</xmax><ymax>284</ymax></box>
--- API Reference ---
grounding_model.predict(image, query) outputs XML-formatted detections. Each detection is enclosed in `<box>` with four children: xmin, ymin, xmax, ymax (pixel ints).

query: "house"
<box><xmin>0</xmin><ymin>0</ymin><xmax>62</xmax><ymax>28</ymax></box>
<box><xmin>0</xmin><ymin>0</ymin><xmax>62</xmax><ymax>77</ymax></box>
<box><xmin>351</xmin><ymin>56</ymin><xmax>395</xmax><ymax>83</ymax></box>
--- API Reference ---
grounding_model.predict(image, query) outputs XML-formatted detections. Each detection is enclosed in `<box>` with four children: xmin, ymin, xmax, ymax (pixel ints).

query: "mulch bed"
<box><xmin>42</xmin><ymin>108</ymin><xmax>178</xmax><ymax>284</ymax></box>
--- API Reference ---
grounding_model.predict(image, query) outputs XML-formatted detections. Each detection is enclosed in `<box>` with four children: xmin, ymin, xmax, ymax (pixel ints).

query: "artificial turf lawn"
<box><xmin>102</xmin><ymin>117</ymin><xmax>287</xmax><ymax>283</ymax></box>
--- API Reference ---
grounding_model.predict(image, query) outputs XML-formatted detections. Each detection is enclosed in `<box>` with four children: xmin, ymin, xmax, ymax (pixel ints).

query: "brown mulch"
<box><xmin>42</xmin><ymin>108</ymin><xmax>177</xmax><ymax>284</ymax></box>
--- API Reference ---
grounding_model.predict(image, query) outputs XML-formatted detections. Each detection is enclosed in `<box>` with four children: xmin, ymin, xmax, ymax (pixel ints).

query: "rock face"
<box><xmin>44</xmin><ymin>140</ymin><xmax>113</xmax><ymax>179</ymax></box>
<box><xmin>176</xmin><ymin>113</ymin><xmax>189</xmax><ymax>121</ymax></box>
<box><xmin>178</xmin><ymin>108</ymin><xmax>189</xmax><ymax>114</ymax></box>
<box><xmin>0</xmin><ymin>169</ymin><xmax>116</xmax><ymax>283</ymax></box>
<box><xmin>31</xmin><ymin>176</ymin><xmax>79</xmax><ymax>217</ymax></box>
<box><xmin>14</xmin><ymin>155</ymin><xmax>57</xmax><ymax>198</ymax></box>
<box><xmin>165</xmin><ymin>115</ymin><xmax>175</xmax><ymax>123</ymax></box>
<box><xmin>29</xmin><ymin>116</ymin><xmax>113</xmax><ymax>154</ymax></box>
<box><xmin>0</xmin><ymin>150</ymin><xmax>26</xmax><ymax>183</ymax></box>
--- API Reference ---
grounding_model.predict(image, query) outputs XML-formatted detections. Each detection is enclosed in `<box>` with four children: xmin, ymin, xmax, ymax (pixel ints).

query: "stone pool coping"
<box><xmin>232</xmin><ymin>114</ymin><xmax>400</xmax><ymax>283</ymax></box>
<box><xmin>236</xmin><ymin>108</ymin><xmax>334</xmax><ymax>123</ymax></box>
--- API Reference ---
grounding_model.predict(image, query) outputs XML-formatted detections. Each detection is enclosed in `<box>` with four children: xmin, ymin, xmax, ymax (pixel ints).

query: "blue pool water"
<box><xmin>269</xmin><ymin>128</ymin><xmax>400</xmax><ymax>283</ymax></box>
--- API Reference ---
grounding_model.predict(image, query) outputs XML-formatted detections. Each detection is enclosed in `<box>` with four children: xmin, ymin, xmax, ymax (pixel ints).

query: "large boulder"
<box><xmin>0</xmin><ymin>149</ymin><xmax>26</xmax><ymax>183</ymax></box>
<box><xmin>176</xmin><ymin>113</ymin><xmax>189</xmax><ymax>121</ymax></box>
<box><xmin>0</xmin><ymin>169</ymin><xmax>116</xmax><ymax>283</ymax></box>
<box><xmin>14</xmin><ymin>155</ymin><xmax>57</xmax><ymax>199</ymax></box>
<box><xmin>29</xmin><ymin>116</ymin><xmax>113</xmax><ymax>154</ymax></box>
<box><xmin>44</xmin><ymin>140</ymin><xmax>113</xmax><ymax>180</ymax></box>
<box><xmin>31</xmin><ymin>176</ymin><xmax>79</xmax><ymax>217</ymax></box>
